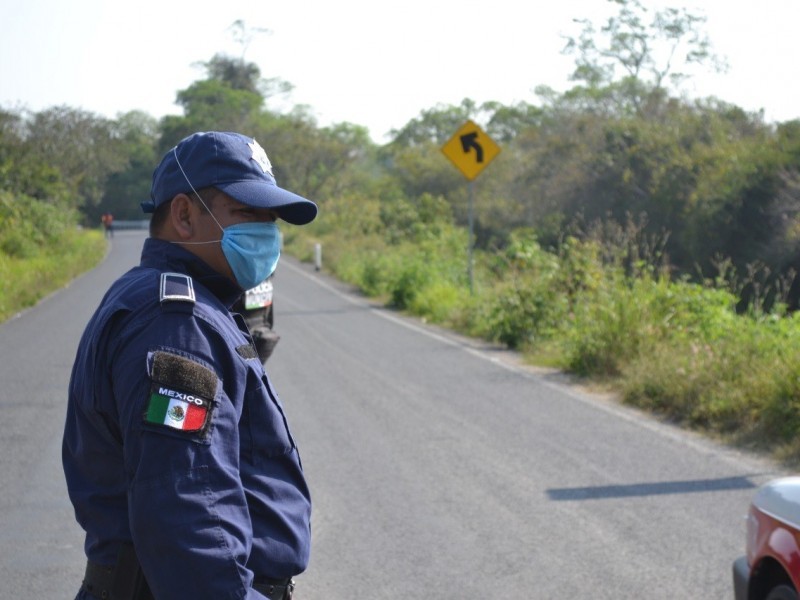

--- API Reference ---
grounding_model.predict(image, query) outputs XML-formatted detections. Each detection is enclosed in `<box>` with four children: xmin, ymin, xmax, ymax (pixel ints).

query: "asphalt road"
<box><xmin>0</xmin><ymin>229</ymin><xmax>787</xmax><ymax>599</ymax></box>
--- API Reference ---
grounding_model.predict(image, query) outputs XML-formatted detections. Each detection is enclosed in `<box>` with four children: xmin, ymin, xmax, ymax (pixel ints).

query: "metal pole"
<box><xmin>467</xmin><ymin>180</ymin><xmax>474</xmax><ymax>295</ymax></box>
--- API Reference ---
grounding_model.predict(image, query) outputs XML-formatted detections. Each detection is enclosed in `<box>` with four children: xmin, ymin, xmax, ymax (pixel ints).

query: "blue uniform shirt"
<box><xmin>63</xmin><ymin>238</ymin><xmax>311</xmax><ymax>599</ymax></box>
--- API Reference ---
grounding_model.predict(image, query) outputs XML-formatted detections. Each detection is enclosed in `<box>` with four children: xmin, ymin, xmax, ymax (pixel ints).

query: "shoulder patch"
<box><xmin>236</xmin><ymin>343</ymin><xmax>258</xmax><ymax>360</ymax></box>
<box><xmin>144</xmin><ymin>351</ymin><xmax>216</xmax><ymax>435</ymax></box>
<box><xmin>160</xmin><ymin>273</ymin><xmax>195</xmax><ymax>304</ymax></box>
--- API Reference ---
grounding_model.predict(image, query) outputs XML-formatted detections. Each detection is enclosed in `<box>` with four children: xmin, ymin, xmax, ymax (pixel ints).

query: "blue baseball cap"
<box><xmin>144</xmin><ymin>131</ymin><xmax>318</xmax><ymax>225</ymax></box>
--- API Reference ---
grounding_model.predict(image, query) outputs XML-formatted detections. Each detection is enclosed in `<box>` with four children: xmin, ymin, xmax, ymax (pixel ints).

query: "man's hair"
<box><xmin>149</xmin><ymin>187</ymin><xmax>218</xmax><ymax>236</ymax></box>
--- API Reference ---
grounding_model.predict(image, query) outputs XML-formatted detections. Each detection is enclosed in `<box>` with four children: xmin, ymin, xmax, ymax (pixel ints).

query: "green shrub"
<box><xmin>0</xmin><ymin>227</ymin><xmax>106</xmax><ymax>322</ymax></box>
<box><xmin>0</xmin><ymin>192</ymin><xmax>77</xmax><ymax>257</ymax></box>
<box><xmin>1</xmin><ymin>229</ymin><xmax>39</xmax><ymax>258</ymax></box>
<box><xmin>621</xmin><ymin>306</ymin><xmax>800</xmax><ymax>458</ymax></box>
<box><xmin>0</xmin><ymin>191</ymin><xmax>105</xmax><ymax>322</ymax></box>
<box><xmin>407</xmin><ymin>280</ymin><xmax>463</xmax><ymax>323</ymax></box>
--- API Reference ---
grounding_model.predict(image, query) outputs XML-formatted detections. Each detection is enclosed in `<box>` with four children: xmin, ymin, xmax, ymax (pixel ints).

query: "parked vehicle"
<box><xmin>734</xmin><ymin>477</ymin><xmax>800</xmax><ymax>600</ymax></box>
<box><xmin>232</xmin><ymin>277</ymin><xmax>279</xmax><ymax>364</ymax></box>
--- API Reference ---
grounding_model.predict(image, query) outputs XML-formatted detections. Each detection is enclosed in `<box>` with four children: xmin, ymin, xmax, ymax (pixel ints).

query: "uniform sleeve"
<box><xmin>110</xmin><ymin>309</ymin><xmax>268</xmax><ymax>600</ymax></box>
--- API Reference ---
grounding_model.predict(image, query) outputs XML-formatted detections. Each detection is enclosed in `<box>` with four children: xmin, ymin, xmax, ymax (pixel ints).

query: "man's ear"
<box><xmin>169</xmin><ymin>194</ymin><xmax>195</xmax><ymax>239</ymax></box>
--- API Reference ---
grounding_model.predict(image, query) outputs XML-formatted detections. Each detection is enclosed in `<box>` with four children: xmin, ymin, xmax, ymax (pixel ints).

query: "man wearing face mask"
<box><xmin>63</xmin><ymin>131</ymin><xmax>317</xmax><ymax>600</ymax></box>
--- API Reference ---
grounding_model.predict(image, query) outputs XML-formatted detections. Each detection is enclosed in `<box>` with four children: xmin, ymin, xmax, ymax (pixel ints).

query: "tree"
<box><xmin>24</xmin><ymin>106</ymin><xmax>129</xmax><ymax>212</ymax></box>
<box><xmin>156</xmin><ymin>52</ymin><xmax>375</xmax><ymax>207</ymax></box>
<box><xmin>562</xmin><ymin>0</ymin><xmax>726</xmax><ymax>116</ymax></box>
<box><xmin>203</xmin><ymin>54</ymin><xmax>263</xmax><ymax>94</ymax></box>
<box><xmin>388</xmin><ymin>99</ymin><xmax>479</xmax><ymax>146</ymax></box>
<box><xmin>158</xmin><ymin>54</ymin><xmax>299</xmax><ymax>152</ymax></box>
<box><xmin>159</xmin><ymin>79</ymin><xmax>265</xmax><ymax>150</ymax></box>
<box><xmin>96</xmin><ymin>111</ymin><xmax>159</xmax><ymax>220</ymax></box>
<box><xmin>0</xmin><ymin>108</ymin><xmax>71</xmax><ymax>204</ymax></box>
<box><xmin>250</xmin><ymin>111</ymin><xmax>375</xmax><ymax>202</ymax></box>
<box><xmin>484</xmin><ymin>101</ymin><xmax>543</xmax><ymax>142</ymax></box>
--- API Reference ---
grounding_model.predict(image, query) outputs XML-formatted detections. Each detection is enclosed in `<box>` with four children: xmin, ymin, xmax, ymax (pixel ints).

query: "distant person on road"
<box><xmin>100</xmin><ymin>212</ymin><xmax>114</xmax><ymax>238</ymax></box>
<box><xmin>63</xmin><ymin>131</ymin><xmax>318</xmax><ymax>600</ymax></box>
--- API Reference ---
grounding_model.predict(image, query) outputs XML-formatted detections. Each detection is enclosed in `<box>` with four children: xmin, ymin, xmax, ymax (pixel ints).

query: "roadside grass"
<box><xmin>621</xmin><ymin>313</ymin><xmax>800</xmax><ymax>463</ymax></box>
<box><xmin>286</xmin><ymin>210</ymin><xmax>800</xmax><ymax>467</ymax></box>
<box><xmin>0</xmin><ymin>228</ymin><xmax>106</xmax><ymax>323</ymax></box>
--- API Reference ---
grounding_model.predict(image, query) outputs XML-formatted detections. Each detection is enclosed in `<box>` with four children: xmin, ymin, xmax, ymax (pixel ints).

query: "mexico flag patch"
<box><xmin>146</xmin><ymin>387</ymin><xmax>210</xmax><ymax>431</ymax></box>
<box><xmin>144</xmin><ymin>350</ymin><xmax>218</xmax><ymax>435</ymax></box>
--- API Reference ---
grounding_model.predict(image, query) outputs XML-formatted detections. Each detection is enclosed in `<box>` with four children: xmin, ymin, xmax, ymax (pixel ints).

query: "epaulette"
<box><xmin>159</xmin><ymin>272</ymin><xmax>196</xmax><ymax>304</ymax></box>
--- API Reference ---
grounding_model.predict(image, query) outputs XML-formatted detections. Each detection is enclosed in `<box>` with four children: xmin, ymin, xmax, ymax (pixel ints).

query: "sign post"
<box><xmin>441</xmin><ymin>120</ymin><xmax>501</xmax><ymax>293</ymax></box>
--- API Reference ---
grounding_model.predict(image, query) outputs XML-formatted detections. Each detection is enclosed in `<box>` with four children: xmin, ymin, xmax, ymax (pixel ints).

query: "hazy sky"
<box><xmin>2</xmin><ymin>0</ymin><xmax>798</xmax><ymax>142</ymax></box>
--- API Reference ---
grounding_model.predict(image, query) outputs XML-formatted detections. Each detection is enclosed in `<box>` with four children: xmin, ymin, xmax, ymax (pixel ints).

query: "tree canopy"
<box><xmin>2</xmin><ymin>0</ymin><xmax>799</xmax><ymax>306</ymax></box>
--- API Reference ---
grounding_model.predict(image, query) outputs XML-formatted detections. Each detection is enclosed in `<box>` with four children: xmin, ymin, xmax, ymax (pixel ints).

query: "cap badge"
<box><xmin>248</xmin><ymin>139</ymin><xmax>273</xmax><ymax>175</ymax></box>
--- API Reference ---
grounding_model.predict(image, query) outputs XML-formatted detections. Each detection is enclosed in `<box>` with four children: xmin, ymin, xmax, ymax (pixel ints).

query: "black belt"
<box><xmin>82</xmin><ymin>560</ymin><xmax>115</xmax><ymax>599</ymax></box>
<box><xmin>82</xmin><ymin>559</ymin><xmax>154</xmax><ymax>600</ymax></box>
<box><xmin>83</xmin><ymin>560</ymin><xmax>294</xmax><ymax>600</ymax></box>
<box><xmin>254</xmin><ymin>577</ymin><xmax>295</xmax><ymax>600</ymax></box>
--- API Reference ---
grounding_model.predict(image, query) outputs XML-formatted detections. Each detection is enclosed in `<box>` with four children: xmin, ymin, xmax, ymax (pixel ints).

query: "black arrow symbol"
<box><xmin>460</xmin><ymin>132</ymin><xmax>484</xmax><ymax>162</ymax></box>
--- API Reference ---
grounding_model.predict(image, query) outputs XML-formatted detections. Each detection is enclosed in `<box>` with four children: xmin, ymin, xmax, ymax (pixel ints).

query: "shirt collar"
<box><xmin>140</xmin><ymin>238</ymin><xmax>243</xmax><ymax>308</ymax></box>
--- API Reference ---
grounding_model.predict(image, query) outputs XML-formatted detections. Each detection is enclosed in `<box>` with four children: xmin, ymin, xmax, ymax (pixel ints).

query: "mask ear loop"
<box><xmin>171</xmin><ymin>147</ymin><xmax>224</xmax><ymax>245</ymax></box>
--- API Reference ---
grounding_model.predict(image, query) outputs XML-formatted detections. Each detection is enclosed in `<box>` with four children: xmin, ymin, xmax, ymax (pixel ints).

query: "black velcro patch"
<box><xmin>236</xmin><ymin>344</ymin><xmax>258</xmax><ymax>360</ymax></box>
<box><xmin>151</xmin><ymin>351</ymin><xmax>217</xmax><ymax>398</ymax></box>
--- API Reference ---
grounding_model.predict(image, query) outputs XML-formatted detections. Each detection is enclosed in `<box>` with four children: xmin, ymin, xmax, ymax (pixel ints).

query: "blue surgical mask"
<box><xmin>220</xmin><ymin>221</ymin><xmax>281</xmax><ymax>290</ymax></box>
<box><xmin>171</xmin><ymin>148</ymin><xmax>281</xmax><ymax>290</ymax></box>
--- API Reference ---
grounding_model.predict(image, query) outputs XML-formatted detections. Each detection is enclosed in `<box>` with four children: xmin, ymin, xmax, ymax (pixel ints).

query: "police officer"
<box><xmin>63</xmin><ymin>131</ymin><xmax>317</xmax><ymax>599</ymax></box>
